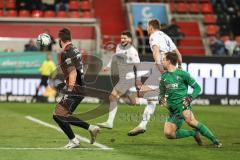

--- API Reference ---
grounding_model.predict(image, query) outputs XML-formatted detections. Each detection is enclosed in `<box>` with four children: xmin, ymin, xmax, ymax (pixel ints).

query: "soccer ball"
<box><xmin>37</xmin><ymin>33</ymin><xmax>51</xmax><ymax>46</ymax></box>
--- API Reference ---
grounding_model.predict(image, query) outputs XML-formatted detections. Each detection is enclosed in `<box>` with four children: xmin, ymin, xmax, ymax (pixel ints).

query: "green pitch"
<box><xmin>0</xmin><ymin>103</ymin><xmax>240</xmax><ymax>160</ymax></box>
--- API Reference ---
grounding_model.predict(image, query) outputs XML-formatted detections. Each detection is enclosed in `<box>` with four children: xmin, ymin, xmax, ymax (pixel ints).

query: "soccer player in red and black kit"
<box><xmin>53</xmin><ymin>28</ymin><xmax>100</xmax><ymax>149</ymax></box>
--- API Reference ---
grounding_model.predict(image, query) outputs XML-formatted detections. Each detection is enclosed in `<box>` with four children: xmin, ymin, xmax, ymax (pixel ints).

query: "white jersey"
<box><xmin>149</xmin><ymin>31</ymin><xmax>177</xmax><ymax>56</ymax></box>
<box><xmin>106</xmin><ymin>44</ymin><xmax>140</xmax><ymax>68</ymax></box>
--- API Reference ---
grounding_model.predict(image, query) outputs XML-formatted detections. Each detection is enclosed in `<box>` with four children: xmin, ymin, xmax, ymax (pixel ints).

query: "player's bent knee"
<box><xmin>109</xmin><ymin>94</ymin><xmax>118</xmax><ymax>101</ymax></box>
<box><xmin>164</xmin><ymin>127</ymin><xmax>176</xmax><ymax>139</ymax></box>
<box><xmin>54</xmin><ymin>104</ymin><xmax>70</xmax><ymax>117</ymax></box>
<box><xmin>164</xmin><ymin>131</ymin><xmax>175</xmax><ymax>139</ymax></box>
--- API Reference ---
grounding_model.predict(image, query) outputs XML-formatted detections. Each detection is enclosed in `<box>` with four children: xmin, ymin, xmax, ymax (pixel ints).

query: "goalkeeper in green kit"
<box><xmin>159</xmin><ymin>52</ymin><xmax>222</xmax><ymax>148</ymax></box>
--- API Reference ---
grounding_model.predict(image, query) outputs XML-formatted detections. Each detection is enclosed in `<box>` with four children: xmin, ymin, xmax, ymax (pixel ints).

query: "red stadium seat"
<box><xmin>69</xmin><ymin>11</ymin><xmax>81</xmax><ymax>18</ymax></box>
<box><xmin>204</xmin><ymin>14</ymin><xmax>216</xmax><ymax>24</ymax></box>
<box><xmin>189</xmin><ymin>3</ymin><xmax>200</xmax><ymax>13</ymax></box>
<box><xmin>69</xmin><ymin>0</ymin><xmax>79</xmax><ymax>11</ymax></box>
<box><xmin>6</xmin><ymin>10</ymin><xmax>17</xmax><ymax>17</ymax></box>
<box><xmin>44</xmin><ymin>10</ymin><xmax>55</xmax><ymax>17</ymax></box>
<box><xmin>0</xmin><ymin>10</ymin><xmax>4</xmax><ymax>16</ymax></box>
<box><xmin>6</xmin><ymin>0</ymin><xmax>16</xmax><ymax>9</ymax></box>
<box><xmin>32</xmin><ymin>10</ymin><xmax>43</xmax><ymax>18</ymax></box>
<box><xmin>176</xmin><ymin>3</ymin><xmax>188</xmax><ymax>13</ymax></box>
<box><xmin>80</xmin><ymin>1</ymin><xmax>92</xmax><ymax>11</ymax></box>
<box><xmin>235</xmin><ymin>36</ymin><xmax>240</xmax><ymax>44</ymax></box>
<box><xmin>57</xmin><ymin>11</ymin><xmax>68</xmax><ymax>18</ymax></box>
<box><xmin>19</xmin><ymin>10</ymin><xmax>30</xmax><ymax>17</ymax></box>
<box><xmin>201</xmin><ymin>3</ymin><xmax>213</xmax><ymax>14</ymax></box>
<box><xmin>220</xmin><ymin>35</ymin><xmax>229</xmax><ymax>42</ymax></box>
<box><xmin>169</xmin><ymin>3</ymin><xmax>176</xmax><ymax>13</ymax></box>
<box><xmin>82</xmin><ymin>11</ymin><xmax>93</xmax><ymax>18</ymax></box>
<box><xmin>0</xmin><ymin>1</ymin><xmax>4</xmax><ymax>9</ymax></box>
<box><xmin>206</xmin><ymin>25</ymin><xmax>219</xmax><ymax>36</ymax></box>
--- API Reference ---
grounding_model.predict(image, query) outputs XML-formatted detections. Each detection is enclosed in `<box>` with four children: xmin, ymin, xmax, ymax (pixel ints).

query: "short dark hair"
<box><xmin>148</xmin><ymin>19</ymin><xmax>161</xmax><ymax>30</ymax></box>
<box><xmin>165</xmin><ymin>52</ymin><xmax>178</xmax><ymax>66</ymax></box>
<box><xmin>121</xmin><ymin>31</ymin><xmax>132</xmax><ymax>39</ymax></box>
<box><xmin>58</xmin><ymin>28</ymin><xmax>71</xmax><ymax>42</ymax></box>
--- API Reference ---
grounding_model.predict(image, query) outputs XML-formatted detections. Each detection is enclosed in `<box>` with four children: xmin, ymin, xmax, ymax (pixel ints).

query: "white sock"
<box><xmin>138</xmin><ymin>98</ymin><xmax>148</xmax><ymax>105</ymax></box>
<box><xmin>138</xmin><ymin>103</ymin><xmax>156</xmax><ymax>130</ymax></box>
<box><xmin>88</xmin><ymin>124</ymin><xmax>95</xmax><ymax>131</ymax></box>
<box><xmin>106</xmin><ymin>101</ymin><xmax>118</xmax><ymax>125</ymax></box>
<box><xmin>71</xmin><ymin>137</ymin><xmax>78</xmax><ymax>143</ymax></box>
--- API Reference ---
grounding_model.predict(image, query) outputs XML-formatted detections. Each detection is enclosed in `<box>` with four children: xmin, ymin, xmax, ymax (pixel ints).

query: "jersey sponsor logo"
<box><xmin>166</xmin><ymin>83</ymin><xmax>178</xmax><ymax>90</ymax></box>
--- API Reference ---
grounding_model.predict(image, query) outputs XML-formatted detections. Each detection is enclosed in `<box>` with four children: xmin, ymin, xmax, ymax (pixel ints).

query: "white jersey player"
<box><xmin>128</xmin><ymin>19</ymin><xmax>182</xmax><ymax>136</ymax></box>
<box><xmin>97</xmin><ymin>31</ymin><xmax>140</xmax><ymax>129</ymax></box>
<box><xmin>148</xmin><ymin>19</ymin><xmax>182</xmax><ymax>69</ymax></box>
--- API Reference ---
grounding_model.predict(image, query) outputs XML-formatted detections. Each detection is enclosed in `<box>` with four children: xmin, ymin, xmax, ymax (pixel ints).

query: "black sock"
<box><xmin>60</xmin><ymin>115</ymin><xmax>90</xmax><ymax>130</ymax></box>
<box><xmin>68</xmin><ymin>116</ymin><xmax>90</xmax><ymax>130</ymax></box>
<box><xmin>53</xmin><ymin>115</ymin><xmax>75</xmax><ymax>140</ymax></box>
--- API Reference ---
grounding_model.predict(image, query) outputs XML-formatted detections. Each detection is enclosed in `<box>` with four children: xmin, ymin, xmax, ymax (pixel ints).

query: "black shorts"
<box><xmin>58</xmin><ymin>95</ymin><xmax>84</xmax><ymax>114</ymax></box>
<box><xmin>40</xmin><ymin>75</ymin><xmax>49</xmax><ymax>87</ymax></box>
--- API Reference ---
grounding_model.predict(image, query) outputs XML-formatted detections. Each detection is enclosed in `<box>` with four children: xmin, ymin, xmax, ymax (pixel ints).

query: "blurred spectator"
<box><xmin>30</xmin><ymin>0</ymin><xmax>43</xmax><ymax>11</ymax></box>
<box><xmin>216</xmin><ymin>14</ymin><xmax>228</xmax><ymax>26</ymax></box>
<box><xmin>135</xmin><ymin>22</ymin><xmax>145</xmax><ymax>54</ymax></box>
<box><xmin>24</xmin><ymin>39</ymin><xmax>39</xmax><ymax>51</ymax></box>
<box><xmin>40</xmin><ymin>29</ymin><xmax>56</xmax><ymax>52</ymax></box>
<box><xmin>219</xmin><ymin>25</ymin><xmax>231</xmax><ymax>36</ymax></box>
<box><xmin>231</xmin><ymin>10</ymin><xmax>240</xmax><ymax>36</ymax></box>
<box><xmin>233</xmin><ymin>43</ymin><xmax>240</xmax><ymax>57</ymax></box>
<box><xmin>163</xmin><ymin>18</ymin><xmax>184</xmax><ymax>46</ymax></box>
<box><xmin>226</xmin><ymin>0</ymin><xmax>238</xmax><ymax>17</ymax></box>
<box><xmin>209</xmin><ymin>35</ymin><xmax>227</xmax><ymax>56</ymax></box>
<box><xmin>42</xmin><ymin>0</ymin><xmax>55</xmax><ymax>10</ymax></box>
<box><xmin>16</xmin><ymin>0</ymin><xmax>43</xmax><ymax>11</ymax></box>
<box><xmin>55</xmin><ymin>0</ymin><xmax>69</xmax><ymax>12</ymax></box>
<box><xmin>16</xmin><ymin>0</ymin><xmax>29</xmax><ymax>10</ymax></box>
<box><xmin>212</xmin><ymin>0</ymin><xmax>227</xmax><ymax>9</ymax></box>
<box><xmin>225</xmin><ymin>34</ymin><xmax>237</xmax><ymax>55</ymax></box>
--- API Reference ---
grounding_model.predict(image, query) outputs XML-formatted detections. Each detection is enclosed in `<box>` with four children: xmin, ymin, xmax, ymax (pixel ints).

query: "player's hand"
<box><xmin>183</xmin><ymin>96</ymin><xmax>193</xmax><ymax>109</ymax></box>
<box><xmin>63</xmin><ymin>85</ymin><xmax>74</xmax><ymax>92</ymax></box>
<box><xmin>159</xmin><ymin>97</ymin><xmax>166</xmax><ymax>106</ymax></box>
<box><xmin>103</xmin><ymin>67</ymin><xmax>110</xmax><ymax>72</ymax></box>
<box><xmin>56</xmin><ymin>82</ymin><xmax>66</xmax><ymax>91</ymax></box>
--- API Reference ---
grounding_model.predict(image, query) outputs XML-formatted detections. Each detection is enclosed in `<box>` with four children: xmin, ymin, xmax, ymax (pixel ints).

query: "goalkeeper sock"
<box><xmin>138</xmin><ymin>103</ymin><xmax>156</xmax><ymax>130</ymax></box>
<box><xmin>106</xmin><ymin>101</ymin><xmax>118</xmax><ymax>125</ymax></box>
<box><xmin>176</xmin><ymin>129</ymin><xmax>196</xmax><ymax>139</ymax></box>
<box><xmin>196</xmin><ymin>122</ymin><xmax>217</xmax><ymax>143</ymax></box>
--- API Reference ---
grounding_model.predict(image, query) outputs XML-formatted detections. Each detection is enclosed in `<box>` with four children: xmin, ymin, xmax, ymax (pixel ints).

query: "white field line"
<box><xmin>0</xmin><ymin>147</ymin><xmax>112</xmax><ymax>150</ymax></box>
<box><xmin>25</xmin><ymin>116</ymin><xmax>113</xmax><ymax>150</ymax></box>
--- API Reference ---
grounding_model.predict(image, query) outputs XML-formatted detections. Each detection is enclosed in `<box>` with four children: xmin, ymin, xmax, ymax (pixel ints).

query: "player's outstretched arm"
<box><xmin>152</xmin><ymin>45</ymin><xmax>164</xmax><ymax>73</ymax></box>
<box><xmin>174</xmin><ymin>49</ymin><xmax>182</xmax><ymax>69</ymax></box>
<box><xmin>183</xmin><ymin>72</ymin><xmax>201</xmax><ymax>107</ymax></box>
